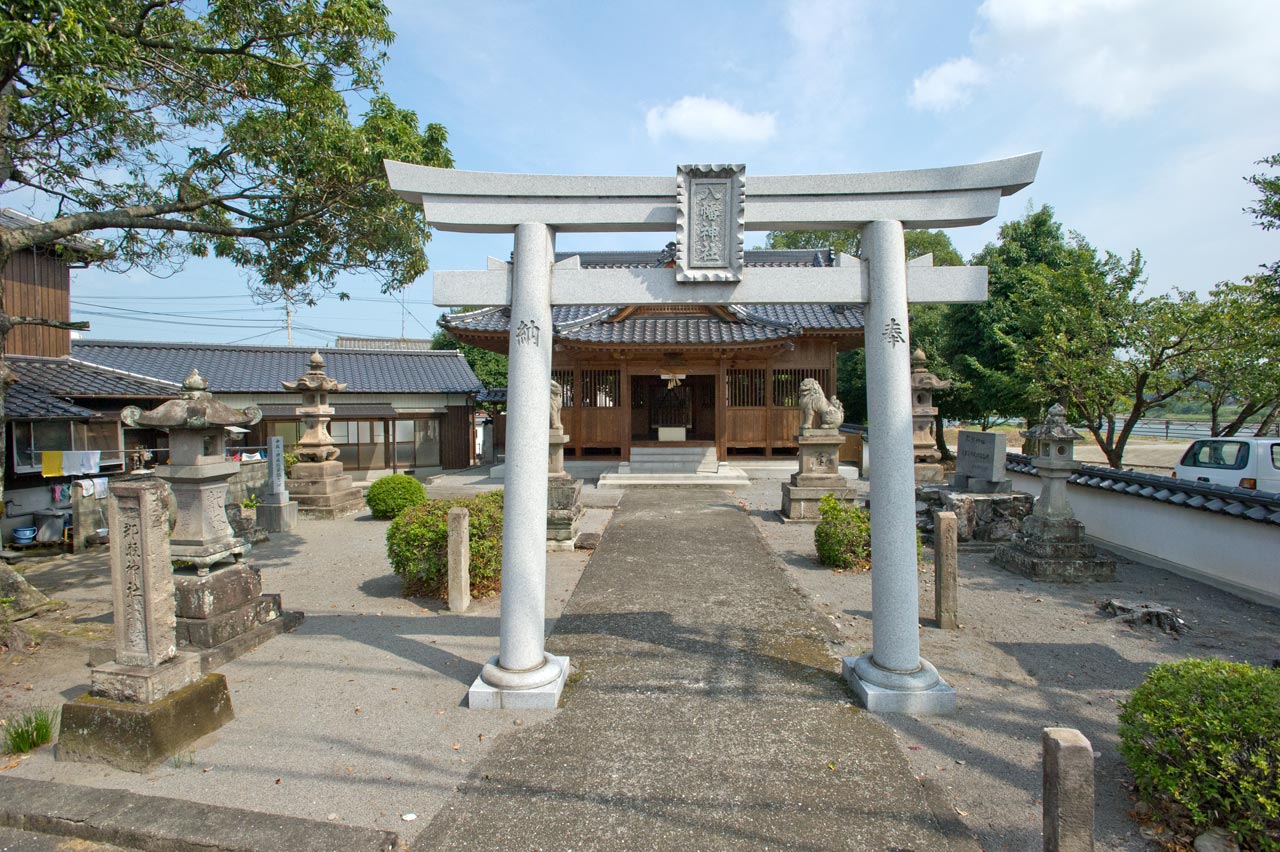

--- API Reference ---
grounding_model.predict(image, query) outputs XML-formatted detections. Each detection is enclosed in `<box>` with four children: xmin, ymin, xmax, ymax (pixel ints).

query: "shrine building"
<box><xmin>440</xmin><ymin>246</ymin><xmax>864</xmax><ymax>463</ymax></box>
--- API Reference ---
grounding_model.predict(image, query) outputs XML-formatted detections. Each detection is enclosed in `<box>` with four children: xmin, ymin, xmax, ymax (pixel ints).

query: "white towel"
<box><xmin>75</xmin><ymin>479</ymin><xmax>94</xmax><ymax>497</ymax></box>
<box><xmin>83</xmin><ymin>450</ymin><xmax>101</xmax><ymax>475</ymax></box>
<box><xmin>92</xmin><ymin>477</ymin><xmax>109</xmax><ymax>498</ymax></box>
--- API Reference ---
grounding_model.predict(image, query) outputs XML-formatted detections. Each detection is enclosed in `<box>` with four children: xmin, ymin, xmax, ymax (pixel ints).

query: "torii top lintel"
<box><xmin>383</xmin><ymin>153</ymin><xmax>1041</xmax><ymax>234</ymax></box>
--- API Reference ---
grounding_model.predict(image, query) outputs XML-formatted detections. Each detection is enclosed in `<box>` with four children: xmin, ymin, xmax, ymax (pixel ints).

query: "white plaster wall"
<box><xmin>1009</xmin><ymin>470</ymin><xmax>1280</xmax><ymax>608</ymax></box>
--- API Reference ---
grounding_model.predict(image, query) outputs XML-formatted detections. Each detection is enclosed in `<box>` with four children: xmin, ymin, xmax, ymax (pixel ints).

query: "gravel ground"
<box><xmin>738</xmin><ymin>471</ymin><xmax>1280</xmax><ymax>852</ymax></box>
<box><xmin>3</xmin><ymin>497</ymin><xmax>611</xmax><ymax>845</ymax></box>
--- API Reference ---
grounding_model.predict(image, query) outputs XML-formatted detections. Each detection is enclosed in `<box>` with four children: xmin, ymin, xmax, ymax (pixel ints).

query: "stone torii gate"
<box><xmin>386</xmin><ymin>155</ymin><xmax>1040</xmax><ymax>714</ymax></box>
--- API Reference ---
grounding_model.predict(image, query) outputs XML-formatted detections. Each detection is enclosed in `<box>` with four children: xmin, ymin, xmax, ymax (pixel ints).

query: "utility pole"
<box><xmin>285</xmin><ymin>301</ymin><xmax>293</xmax><ymax>346</ymax></box>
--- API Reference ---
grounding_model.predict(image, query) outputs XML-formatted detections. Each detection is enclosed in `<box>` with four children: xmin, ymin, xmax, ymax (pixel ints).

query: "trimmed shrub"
<box><xmin>386</xmin><ymin>490</ymin><xmax>504</xmax><ymax>599</ymax></box>
<box><xmin>814</xmin><ymin>494</ymin><xmax>871</xmax><ymax>571</ymax></box>
<box><xmin>1118</xmin><ymin>658</ymin><xmax>1280</xmax><ymax>851</ymax></box>
<box><xmin>366</xmin><ymin>474</ymin><xmax>426</xmax><ymax>520</ymax></box>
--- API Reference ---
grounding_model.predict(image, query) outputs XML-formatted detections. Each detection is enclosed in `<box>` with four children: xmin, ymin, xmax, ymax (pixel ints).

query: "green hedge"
<box><xmin>386</xmin><ymin>490</ymin><xmax>503</xmax><ymax>599</ymax></box>
<box><xmin>1119</xmin><ymin>658</ymin><xmax>1280</xmax><ymax>851</ymax></box>
<box><xmin>366</xmin><ymin>474</ymin><xmax>426</xmax><ymax>520</ymax></box>
<box><xmin>814</xmin><ymin>494</ymin><xmax>871</xmax><ymax>571</ymax></box>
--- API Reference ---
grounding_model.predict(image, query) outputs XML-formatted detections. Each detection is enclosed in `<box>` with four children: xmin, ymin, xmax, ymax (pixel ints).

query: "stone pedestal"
<box><xmin>780</xmin><ymin>428</ymin><xmax>858</xmax><ymax>521</ymax></box>
<box><xmin>994</xmin><ymin>516</ymin><xmax>1115</xmax><ymax>582</ymax></box>
<box><xmin>57</xmin><ymin>477</ymin><xmax>233</xmax><ymax>771</ymax></box>
<box><xmin>288</xmin><ymin>460</ymin><xmax>364</xmax><ymax>519</ymax></box>
<box><xmin>547</xmin><ymin>430</ymin><xmax>582</xmax><ymax>551</ymax></box>
<box><xmin>256</xmin><ymin>499</ymin><xmax>298</xmax><ymax>532</ymax></box>
<box><xmin>172</xmin><ymin>563</ymin><xmax>301</xmax><ymax>668</ymax></box>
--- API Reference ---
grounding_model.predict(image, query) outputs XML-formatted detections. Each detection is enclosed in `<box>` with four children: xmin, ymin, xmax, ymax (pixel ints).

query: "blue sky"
<box><xmin>70</xmin><ymin>0</ymin><xmax>1280</xmax><ymax>347</ymax></box>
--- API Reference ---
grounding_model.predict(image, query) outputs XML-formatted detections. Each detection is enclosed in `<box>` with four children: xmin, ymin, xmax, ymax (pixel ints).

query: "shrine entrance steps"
<box><xmin>412</xmin><ymin>488</ymin><xmax>971</xmax><ymax>852</ymax></box>
<box><xmin>598</xmin><ymin>446</ymin><xmax>749</xmax><ymax>488</ymax></box>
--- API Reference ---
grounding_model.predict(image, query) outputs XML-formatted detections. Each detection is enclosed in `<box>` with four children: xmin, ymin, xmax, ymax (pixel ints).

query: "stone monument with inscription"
<box><xmin>950</xmin><ymin>430</ymin><xmax>1012</xmax><ymax>493</ymax></box>
<box><xmin>547</xmin><ymin>379</ymin><xmax>582</xmax><ymax>550</ymax></box>
<box><xmin>56</xmin><ymin>477</ymin><xmax>234</xmax><ymax>771</ymax></box>
<box><xmin>911</xmin><ymin>349</ymin><xmax>950</xmax><ymax>483</ymax></box>
<box><xmin>120</xmin><ymin>371</ymin><xmax>297</xmax><ymax>666</ymax></box>
<box><xmin>994</xmin><ymin>405</ymin><xmax>1115</xmax><ymax>581</ymax></box>
<box><xmin>257</xmin><ymin>435</ymin><xmax>299</xmax><ymax>532</ymax></box>
<box><xmin>283</xmin><ymin>353</ymin><xmax>364</xmax><ymax>519</ymax></box>
<box><xmin>781</xmin><ymin>378</ymin><xmax>860</xmax><ymax>520</ymax></box>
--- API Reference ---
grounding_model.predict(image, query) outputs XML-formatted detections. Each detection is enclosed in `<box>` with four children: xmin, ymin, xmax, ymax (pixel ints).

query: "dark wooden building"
<box><xmin>441</xmin><ymin>248</ymin><xmax>865</xmax><ymax>462</ymax></box>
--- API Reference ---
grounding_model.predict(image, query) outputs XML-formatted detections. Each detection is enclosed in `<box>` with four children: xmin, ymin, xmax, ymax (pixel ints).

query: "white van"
<box><xmin>1172</xmin><ymin>437</ymin><xmax>1280</xmax><ymax>492</ymax></box>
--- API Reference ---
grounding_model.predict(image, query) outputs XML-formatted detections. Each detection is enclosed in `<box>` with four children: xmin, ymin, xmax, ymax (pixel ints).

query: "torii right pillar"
<box><xmin>843</xmin><ymin>220</ymin><xmax>957</xmax><ymax>714</ymax></box>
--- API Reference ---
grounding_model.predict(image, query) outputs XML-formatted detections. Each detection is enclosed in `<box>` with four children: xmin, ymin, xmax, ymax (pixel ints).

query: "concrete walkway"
<box><xmin>414</xmin><ymin>489</ymin><xmax>974</xmax><ymax>852</ymax></box>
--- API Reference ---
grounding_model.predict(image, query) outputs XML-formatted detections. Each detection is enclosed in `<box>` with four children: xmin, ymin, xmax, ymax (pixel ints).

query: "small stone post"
<box><xmin>933</xmin><ymin>510</ymin><xmax>959</xmax><ymax>630</ymax></box>
<box><xmin>1042</xmin><ymin>727</ymin><xmax>1095</xmax><ymax>852</ymax></box>
<box><xmin>448</xmin><ymin>507</ymin><xmax>471</xmax><ymax>614</ymax></box>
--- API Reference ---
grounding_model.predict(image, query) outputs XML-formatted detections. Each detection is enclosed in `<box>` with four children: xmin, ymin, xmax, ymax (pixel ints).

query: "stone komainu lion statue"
<box><xmin>798</xmin><ymin>378</ymin><xmax>844</xmax><ymax>429</ymax></box>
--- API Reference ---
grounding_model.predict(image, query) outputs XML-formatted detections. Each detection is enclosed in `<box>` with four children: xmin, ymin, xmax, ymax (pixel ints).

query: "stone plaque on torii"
<box><xmin>387</xmin><ymin>153</ymin><xmax>1040</xmax><ymax>714</ymax></box>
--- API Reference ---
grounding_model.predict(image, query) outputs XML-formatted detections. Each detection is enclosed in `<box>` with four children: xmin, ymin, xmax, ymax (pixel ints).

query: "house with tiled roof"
<box><xmin>440</xmin><ymin>247</ymin><xmax>864</xmax><ymax>461</ymax></box>
<box><xmin>72</xmin><ymin>340</ymin><xmax>483</xmax><ymax>472</ymax></box>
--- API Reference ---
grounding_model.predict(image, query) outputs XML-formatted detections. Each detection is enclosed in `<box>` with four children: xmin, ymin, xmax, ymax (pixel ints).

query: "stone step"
<box><xmin>293</xmin><ymin>488</ymin><xmax>364</xmax><ymax>509</ymax></box>
<box><xmin>298</xmin><ymin>497</ymin><xmax>365</xmax><ymax>520</ymax></box>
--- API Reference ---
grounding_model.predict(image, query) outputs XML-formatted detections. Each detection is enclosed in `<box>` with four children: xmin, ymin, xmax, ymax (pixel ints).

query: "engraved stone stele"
<box><xmin>256</xmin><ymin>434</ymin><xmax>299</xmax><ymax>532</ymax></box>
<box><xmin>56</xmin><ymin>476</ymin><xmax>234</xmax><ymax>772</ymax></box>
<box><xmin>675</xmin><ymin>164</ymin><xmax>745</xmax><ymax>282</ymax></box>
<box><xmin>282</xmin><ymin>353</ymin><xmax>364</xmax><ymax>519</ymax></box>
<box><xmin>948</xmin><ymin>429</ymin><xmax>1012</xmax><ymax>494</ymax></box>
<box><xmin>547</xmin><ymin>379</ymin><xmax>582</xmax><ymax>550</ymax></box>
<box><xmin>781</xmin><ymin>379</ymin><xmax>859</xmax><ymax>521</ymax></box>
<box><xmin>121</xmin><ymin>369</ymin><xmax>299</xmax><ymax>667</ymax></box>
<box><xmin>994</xmin><ymin>404</ymin><xmax>1115</xmax><ymax>582</ymax></box>
<box><xmin>910</xmin><ymin>349</ymin><xmax>950</xmax><ymax>483</ymax></box>
<box><xmin>122</xmin><ymin>369</ymin><xmax>261</xmax><ymax>572</ymax></box>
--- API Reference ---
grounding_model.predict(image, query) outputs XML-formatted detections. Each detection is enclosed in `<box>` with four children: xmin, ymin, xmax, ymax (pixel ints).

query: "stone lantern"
<box><xmin>910</xmin><ymin>349</ymin><xmax>950</xmax><ymax>483</ymax></box>
<box><xmin>122</xmin><ymin>369</ymin><xmax>261</xmax><ymax>571</ymax></box>
<box><xmin>994</xmin><ymin>404</ymin><xmax>1115</xmax><ymax>581</ymax></box>
<box><xmin>547</xmin><ymin>378</ymin><xmax>581</xmax><ymax>549</ymax></box>
<box><xmin>120</xmin><ymin>371</ymin><xmax>296</xmax><ymax>666</ymax></box>
<box><xmin>282</xmin><ymin>352</ymin><xmax>363</xmax><ymax>518</ymax></box>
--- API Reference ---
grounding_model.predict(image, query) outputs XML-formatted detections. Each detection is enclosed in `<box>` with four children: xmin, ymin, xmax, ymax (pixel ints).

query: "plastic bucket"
<box><xmin>12</xmin><ymin>527</ymin><xmax>37</xmax><ymax>544</ymax></box>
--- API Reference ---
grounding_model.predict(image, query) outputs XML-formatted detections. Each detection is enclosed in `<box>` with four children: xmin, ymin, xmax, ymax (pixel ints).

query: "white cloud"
<box><xmin>644</xmin><ymin>97</ymin><xmax>777</xmax><ymax>145</ymax></box>
<box><xmin>975</xmin><ymin>0</ymin><xmax>1280</xmax><ymax>119</ymax></box>
<box><xmin>909</xmin><ymin>57</ymin><xmax>989</xmax><ymax>112</ymax></box>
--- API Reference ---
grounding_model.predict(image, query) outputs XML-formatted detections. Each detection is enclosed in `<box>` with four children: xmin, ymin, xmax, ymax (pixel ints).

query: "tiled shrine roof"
<box><xmin>440</xmin><ymin>249</ymin><xmax>865</xmax><ymax>347</ymax></box>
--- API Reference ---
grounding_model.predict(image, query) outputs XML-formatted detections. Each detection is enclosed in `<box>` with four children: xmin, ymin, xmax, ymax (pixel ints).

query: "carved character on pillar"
<box><xmin>549</xmin><ymin>379</ymin><xmax>563</xmax><ymax>432</ymax></box>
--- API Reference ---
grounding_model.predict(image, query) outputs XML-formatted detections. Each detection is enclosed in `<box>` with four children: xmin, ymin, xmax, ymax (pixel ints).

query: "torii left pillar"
<box><xmin>467</xmin><ymin>223</ymin><xmax>569</xmax><ymax>709</ymax></box>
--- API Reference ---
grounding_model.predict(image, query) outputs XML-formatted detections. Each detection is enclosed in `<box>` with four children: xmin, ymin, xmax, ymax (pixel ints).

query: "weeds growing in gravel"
<box><xmin>4</xmin><ymin>708</ymin><xmax>57</xmax><ymax>753</ymax></box>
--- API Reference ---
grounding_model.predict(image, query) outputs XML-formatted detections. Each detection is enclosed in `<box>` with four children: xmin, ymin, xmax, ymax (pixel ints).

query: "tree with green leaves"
<box><xmin>1183</xmin><ymin>279</ymin><xmax>1280</xmax><ymax>436</ymax></box>
<box><xmin>431</xmin><ymin>326</ymin><xmax>508</xmax><ymax>396</ymax></box>
<box><xmin>765</xmin><ymin>228</ymin><xmax>963</xmax><ymax>435</ymax></box>
<box><xmin>1246</xmin><ymin>153</ymin><xmax>1280</xmax><ymax>293</ymax></box>
<box><xmin>1014</xmin><ymin>241</ymin><xmax>1215</xmax><ymax>468</ymax></box>
<box><xmin>0</xmin><ymin>0</ymin><xmax>451</xmax><ymax>490</ymax></box>
<box><xmin>940</xmin><ymin>205</ymin><xmax>1075</xmax><ymax>427</ymax></box>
